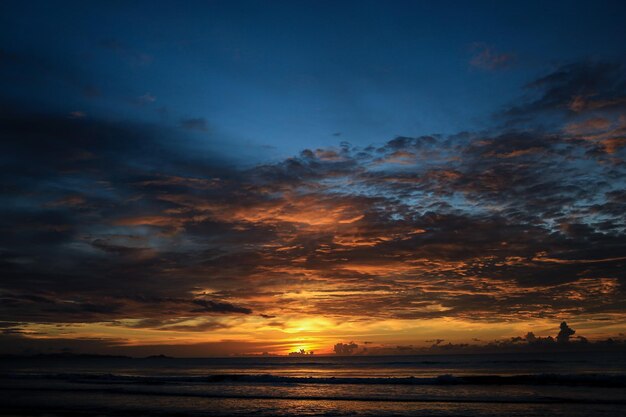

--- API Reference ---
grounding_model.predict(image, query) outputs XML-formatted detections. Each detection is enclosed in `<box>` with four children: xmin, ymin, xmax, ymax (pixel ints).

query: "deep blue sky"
<box><xmin>2</xmin><ymin>0</ymin><xmax>625</xmax><ymax>162</ymax></box>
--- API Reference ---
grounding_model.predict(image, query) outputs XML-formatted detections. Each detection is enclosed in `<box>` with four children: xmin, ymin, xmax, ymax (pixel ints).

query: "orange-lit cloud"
<box><xmin>1</xmin><ymin>60</ymin><xmax>625</xmax><ymax>356</ymax></box>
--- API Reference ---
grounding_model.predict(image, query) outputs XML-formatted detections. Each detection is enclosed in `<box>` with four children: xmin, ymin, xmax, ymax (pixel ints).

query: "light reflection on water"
<box><xmin>1</xmin><ymin>352</ymin><xmax>625</xmax><ymax>416</ymax></box>
<box><xmin>2</xmin><ymin>388</ymin><xmax>625</xmax><ymax>417</ymax></box>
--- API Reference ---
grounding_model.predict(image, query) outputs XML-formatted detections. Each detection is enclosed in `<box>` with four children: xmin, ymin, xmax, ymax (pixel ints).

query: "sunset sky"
<box><xmin>1</xmin><ymin>0</ymin><xmax>626</xmax><ymax>356</ymax></box>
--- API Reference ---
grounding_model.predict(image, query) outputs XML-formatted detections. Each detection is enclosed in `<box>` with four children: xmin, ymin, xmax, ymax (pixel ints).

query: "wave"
<box><xmin>2</xmin><ymin>385</ymin><xmax>626</xmax><ymax>405</ymax></box>
<box><xmin>4</xmin><ymin>372</ymin><xmax>626</xmax><ymax>387</ymax></box>
<box><xmin>201</xmin><ymin>373</ymin><xmax>626</xmax><ymax>387</ymax></box>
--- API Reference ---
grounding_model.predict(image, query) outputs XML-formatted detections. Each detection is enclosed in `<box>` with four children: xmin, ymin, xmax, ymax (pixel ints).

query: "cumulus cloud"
<box><xmin>334</xmin><ymin>342</ymin><xmax>359</xmax><ymax>355</ymax></box>
<box><xmin>360</xmin><ymin>322</ymin><xmax>624</xmax><ymax>356</ymax></box>
<box><xmin>556</xmin><ymin>321</ymin><xmax>576</xmax><ymax>343</ymax></box>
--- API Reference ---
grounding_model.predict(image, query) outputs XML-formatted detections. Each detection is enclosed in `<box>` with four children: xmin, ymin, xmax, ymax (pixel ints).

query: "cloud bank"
<box><xmin>1</xmin><ymin>60</ymin><xmax>625</xmax><ymax>354</ymax></box>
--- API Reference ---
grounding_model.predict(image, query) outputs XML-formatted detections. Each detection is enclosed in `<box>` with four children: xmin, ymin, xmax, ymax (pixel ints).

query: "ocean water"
<box><xmin>1</xmin><ymin>351</ymin><xmax>625</xmax><ymax>416</ymax></box>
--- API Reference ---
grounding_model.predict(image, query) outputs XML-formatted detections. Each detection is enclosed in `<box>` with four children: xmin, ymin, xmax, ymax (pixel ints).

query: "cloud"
<box><xmin>0</xmin><ymin>291</ymin><xmax>251</xmax><ymax>324</ymax></box>
<box><xmin>469</xmin><ymin>43</ymin><xmax>515</xmax><ymax>71</ymax></box>
<box><xmin>191</xmin><ymin>299</ymin><xmax>252</xmax><ymax>314</ymax></box>
<box><xmin>134</xmin><ymin>93</ymin><xmax>156</xmax><ymax>106</ymax></box>
<box><xmin>556</xmin><ymin>321</ymin><xmax>576</xmax><ymax>343</ymax></box>
<box><xmin>359</xmin><ymin>321</ymin><xmax>624</xmax><ymax>356</ymax></box>
<box><xmin>0</xmin><ymin>60</ymin><xmax>624</xmax><ymax>354</ymax></box>
<box><xmin>504</xmin><ymin>61</ymin><xmax>626</xmax><ymax>121</ymax></box>
<box><xmin>333</xmin><ymin>341</ymin><xmax>358</xmax><ymax>355</ymax></box>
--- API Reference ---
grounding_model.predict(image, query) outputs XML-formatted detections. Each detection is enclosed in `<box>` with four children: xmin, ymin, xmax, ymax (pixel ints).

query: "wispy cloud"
<box><xmin>469</xmin><ymin>43</ymin><xmax>515</xmax><ymax>71</ymax></box>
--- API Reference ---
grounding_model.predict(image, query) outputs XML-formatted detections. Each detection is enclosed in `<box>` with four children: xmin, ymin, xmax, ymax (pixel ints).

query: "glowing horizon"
<box><xmin>1</xmin><ymin>1</ymin><xmax>625</xmax><ymax>358</ymax></box>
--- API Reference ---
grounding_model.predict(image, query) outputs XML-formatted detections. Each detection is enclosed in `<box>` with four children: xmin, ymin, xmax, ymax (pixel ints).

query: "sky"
<box><xmin>1</xmin><ymin>0</ymin><xmax>625</xmax><ymax>356</ymax></box>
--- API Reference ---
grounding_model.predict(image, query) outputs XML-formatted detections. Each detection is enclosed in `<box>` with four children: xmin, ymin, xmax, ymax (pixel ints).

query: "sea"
<box><xmin>1</xmin><ymin>351</ymin><xmax>625</xmax><ymax>416</ymax></box>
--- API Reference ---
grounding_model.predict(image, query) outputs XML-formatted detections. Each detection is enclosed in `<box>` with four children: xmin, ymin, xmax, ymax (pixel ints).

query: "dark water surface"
<box><xmin>1</xmin><ymin>352</ymin><xmax>625</xmax><ymax>416</ymax></box>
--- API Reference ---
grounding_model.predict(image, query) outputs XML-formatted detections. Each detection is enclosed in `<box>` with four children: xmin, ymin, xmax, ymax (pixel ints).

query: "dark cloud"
<box><xmin>0</xmin><ymin>61</ymin><xmax>625</xmax><ymax>353</ymax></box>
<box><xmin>556</xmin><ymin>321</ymin><xmax>576</xmax><ymax>343</ymax></box>
<box><xmin>360</xmin><ymin>322</ymin><xmax>625</xmax><ymax>356</ymax></box>
<box><xmin>504</xmin><ymin>61</ymin><xmax>626</xmax><ymax>125</ymax></box>
<box><xmin>333</xmin><ymin>342</ymin><xmax>358</xmax><ymax>355</ymax></box>
<box><xmin>192</xmin><ymin>299</ymin><xmax>252</xmax><ymax>314</ymax></box>
<box><xmin>0</xmin><ymin>291</ymin><xmax>251</xmax><ymax>325</ymax></box>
